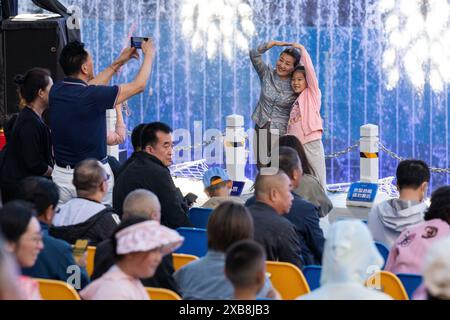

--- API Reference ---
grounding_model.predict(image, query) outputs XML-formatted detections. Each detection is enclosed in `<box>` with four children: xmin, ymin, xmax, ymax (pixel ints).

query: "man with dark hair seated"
<box><xmin>368</xmin><ymin>159</ymin><xmax>430</xmax><ymax>249</ymax></box>
<box><xmin>246</xmin><ymin>146</ymin><xmax>324</xmax><ymax>266</ymax></box>
<box><xmin>17</xmin><ymin>177</ymin><xmax>89</xmax><ymax>289</ymax></box>
<box><xmin>50</xmin><ymin>39</ymin><xmax>155</xmax><ymax>205</ymax></box>
<box><xmin>225</xmin><ymin>240</ymin><xmax>267</xmax><ymax>300</ymax></box>
<box><xmin>51</xmin><ymin>159</ymin><xmax>120</xmax><ymax>245</ymax></box>
<box><xmin>113</xmin><ymin>122</ymin><xmax>193</xmax><ymax>229</ymax></box>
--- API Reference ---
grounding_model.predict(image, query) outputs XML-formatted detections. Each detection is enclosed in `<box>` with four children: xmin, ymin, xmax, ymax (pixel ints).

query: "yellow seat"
<box><xmin>35</xmin><ymin>278</ymin><xmax>81</xmax><ymax>300</ymax></box>
<box><xmin>172</xmin><ymin>253</ymin><xmax>199</xmax><ymax>271</ymax></box>
<box><xmin>366</xmin><ymin>270</ymin><xmax>409</xmax><ymax>300</ymax></box>
<box><xmin>86</xmin><ymin>246</ymin><xmax>96</xmax><ymax>277</ymax></box>
<box><xmin>265</xmin><ymin>261</ymin><xmax>310</xmax><ymax>300</ymax></box>
<box><xmin>146</xmin><ymin>287</ymin><xmax>182</xmax><ymax>300</ymax></box>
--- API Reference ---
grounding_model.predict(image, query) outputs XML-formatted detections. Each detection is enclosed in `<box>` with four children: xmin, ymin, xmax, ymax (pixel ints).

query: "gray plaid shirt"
<box><xmin>250</xmin><ymin>42</ymin><xmax>297</xmax><ymax>135</ymax></box>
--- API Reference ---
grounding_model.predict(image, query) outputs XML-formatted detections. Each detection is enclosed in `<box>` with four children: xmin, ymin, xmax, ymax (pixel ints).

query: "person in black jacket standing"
<box><xmin>0</xmin><ymin>68</ymin><xmax>54</xmax><ymax>203</ymax></box>
<box><xmin>113</xmin><ymin>122</ymin><xmax>193</xmax><ymax>229</ymax></box>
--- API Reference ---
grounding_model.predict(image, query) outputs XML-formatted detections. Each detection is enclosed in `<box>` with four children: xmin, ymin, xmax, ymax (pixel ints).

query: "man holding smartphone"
<box><xmin>49</xmin><ymin>38</ymin><xmax>155</xmax><ymax>205</ymax></box>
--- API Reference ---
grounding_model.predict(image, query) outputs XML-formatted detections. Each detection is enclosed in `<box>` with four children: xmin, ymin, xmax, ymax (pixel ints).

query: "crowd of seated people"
<box><xmin>0</xmin><ymin>39</ymin><xmax>450</xmax><ymax>301</ymax></box>
<box><xmin>174</xmin><ymin>201</ymin><xmax>279</xmax><ymax>300</ymax></box>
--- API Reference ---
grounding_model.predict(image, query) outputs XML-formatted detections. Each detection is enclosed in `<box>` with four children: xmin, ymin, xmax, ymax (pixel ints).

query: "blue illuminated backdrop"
<box><xmin>20</xmin><ymin>0</ymin><xmax>450</xmax><ymax>189</ymax></box>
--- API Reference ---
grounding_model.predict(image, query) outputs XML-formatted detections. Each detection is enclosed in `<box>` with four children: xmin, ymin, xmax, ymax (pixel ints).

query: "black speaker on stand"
<box><xmin>0</xmin><ymin>0</ymin><xmax>80</xmax><ymax>122</ymax></box>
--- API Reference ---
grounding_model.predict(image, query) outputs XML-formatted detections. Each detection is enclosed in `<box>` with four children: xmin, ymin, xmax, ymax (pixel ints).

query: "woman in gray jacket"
<box><xmin>250</xmin><ymin>41</ymin><xmax>300</xmax><ymax>168</ymax></box>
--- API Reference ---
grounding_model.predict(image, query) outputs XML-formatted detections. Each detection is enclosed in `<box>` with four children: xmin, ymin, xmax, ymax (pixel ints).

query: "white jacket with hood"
<box><xmin>298</xmin><ymin>220</ymin><xmax>392</xmax><ymax>300</ymax></box>
<box><xmin>368</xmin><ymin>199</ymin><xmax>427</xmax><ymax>248</ymax></box>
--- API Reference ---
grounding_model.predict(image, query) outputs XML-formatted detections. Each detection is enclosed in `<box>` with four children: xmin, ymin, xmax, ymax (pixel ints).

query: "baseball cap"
<box><xmin>203</xmin><ymin>167</ymin><xmax>231</xmax><ymax>189</ymax></box>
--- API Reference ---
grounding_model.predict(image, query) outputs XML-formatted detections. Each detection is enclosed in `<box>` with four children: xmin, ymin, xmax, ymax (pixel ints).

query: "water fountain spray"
<box><xmin>180</xmin><ymin>0</ymin><xmax>256</xmax><ymax>61</ymax></box>
<box><xmin>380</xmin><ymin>0</ymin><xmax>450</xmax><ymax>92</ymax></box>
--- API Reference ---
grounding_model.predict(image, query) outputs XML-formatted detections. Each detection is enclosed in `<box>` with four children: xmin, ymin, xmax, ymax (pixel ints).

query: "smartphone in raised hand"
<box><xmin>131</xmin><ymin>37</ymin><xmax>149</xmax><ymax>49</ymax></box>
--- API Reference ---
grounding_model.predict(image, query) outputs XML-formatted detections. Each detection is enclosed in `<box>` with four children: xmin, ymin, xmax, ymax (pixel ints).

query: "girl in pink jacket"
<box><xmin>287</xmin><ymin>44</ymin><xmax>326</xmax><ymax>189</ymax></box>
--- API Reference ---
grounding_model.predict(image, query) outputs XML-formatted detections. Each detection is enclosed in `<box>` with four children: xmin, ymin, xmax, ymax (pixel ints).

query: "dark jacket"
<box><xmin>113</xmin><ymin>152</ymin><xmax>193</xmax><ymax>229</ymax></box>
<box><xmin>246</xmin><ymin>193</ymin><xmax>324</xmax><ymax>265</ymax></box>
<box><xmin>50</xmin><ymin>207</ymin><xmax>119</xmax><ymax>246</ymax></box>
<box><xmin>247</xmin><ymin>201</ymin><xmax>304</xmax><ymax>269</ymax></box>
<box><xmin>115</xmin><ymin>151</ymin><xmax>139</xmax><ymax>179</ymax></box>
<box><xmin>0</xmin><ymin>107</ymin><xmax>54</xmax><ymax>202</ymax></box>
<box><xmin>91</xmin><ymin>239</ymin><xmax>180</xmax><ymax>294</ymax></box>
<box><xmin>22</xmin><ymin>221</ymin><xmax>90</xmax><ymax>289</ymax></box>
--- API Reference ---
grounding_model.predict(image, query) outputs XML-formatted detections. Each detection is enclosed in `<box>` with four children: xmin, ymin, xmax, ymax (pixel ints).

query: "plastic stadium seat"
<box><xmin>86</xmin><ymin>246</ymin><xmax>96</xmax><ymax>277</ymax></box>
<box><xmin>366</xmin><ymin>270</ymin><xmax>409</xmax><ymax>300</ymax></box>
<box><xmin>188</xmin><ymin>207</ymin><xmax>213</xmax><ymax>229</ymax></box>
<box><xmin>35</xmin><ymin>278</ymin><xmax>81</xmax><ymax>300</ymax></box>
<box><xmin>172</xmin><ymin>253</ymin><xmax>199</xmax><ymax>271</ymax></box>
<box><xmin>146</xmin><ymin>287</ymin><xmax>182</xmax><ymax>300</ymax></box>
<box><xmin>397</xmin><ymin>273</ymin><xmax>423</xmax><ymax>299</ymax></box>
<box><xmin>265</xmin><ymin>261</ymin><xmax>310</xmax><ymax>300</ymax></box>
<box><xmin>303</xmin><ymin>265</ymin><xmax>322</xmax><ymax>291</ymax></box>
<box><xmin>374</xmin><ymin>241</ymin><xmax>390</xmax><ymax>269</ymax></box>
<box><xmin>175</xmin><ymin>228</ymin><xmax>208</xmax><ymax>257</ymax></box>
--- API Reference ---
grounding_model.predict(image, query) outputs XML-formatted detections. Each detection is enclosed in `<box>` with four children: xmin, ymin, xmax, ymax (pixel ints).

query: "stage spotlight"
<box><xmin>180</xmin><ymin>0</ymin><xmax>256</xmax><ymax>62</ymax></box>
<box><xmin>380</xmin><ymin>0</ymin><xmax>450</xmax><ymax>92</ymax></box>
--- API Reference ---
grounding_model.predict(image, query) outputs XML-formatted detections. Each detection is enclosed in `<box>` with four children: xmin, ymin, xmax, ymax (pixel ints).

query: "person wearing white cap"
<box><xmin>297</xmin><ymin>220</ymin><xmax>392</xmax><ymax>300</ymax></box>
<box><xmin>80</xmin><ymin>218</ymin><xmax>184</xmax><ymax>300</ymax></box>
<box><xmin>201</xmin><ymin>167</ymin><xmax>245</xmax><ymax>209</ymax></box>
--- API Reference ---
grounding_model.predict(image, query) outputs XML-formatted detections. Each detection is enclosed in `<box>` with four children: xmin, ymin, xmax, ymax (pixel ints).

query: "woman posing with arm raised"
<box><xmin>250</xmin><ymin>40</ymin><xmax>300</xmax><ymax>168</ymax></box>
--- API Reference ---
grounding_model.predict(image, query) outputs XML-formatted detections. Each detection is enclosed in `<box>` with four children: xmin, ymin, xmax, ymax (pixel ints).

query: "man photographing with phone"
<box><xmin>49</xmin><ymin>37</ymin><xmax>155</xmax><ymax>205</ymax></box>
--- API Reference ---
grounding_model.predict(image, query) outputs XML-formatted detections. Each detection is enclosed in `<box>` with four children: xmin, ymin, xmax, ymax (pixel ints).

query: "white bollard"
<box><xmin>106</xmin><ymin>109</ymin><xmax>119</xmax><ymax>160</ymax></box>
<box><xmin>360</xmin><ymin>124</ymin><xmax>379</xmax><ymax>183</ymax></box>
<box><xmin>225</xmin><ymin>114</ymin><xmax>247</xmax><ymax>181</ymax></box>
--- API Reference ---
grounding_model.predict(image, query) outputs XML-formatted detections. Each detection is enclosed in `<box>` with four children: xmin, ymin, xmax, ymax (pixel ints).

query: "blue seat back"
<box><xmin>397</xmin><ymin>273</ymin><xmax>423</xmax><ymax>299</ymax></box>
<box><xmin>374</xmin><ymin>241</ymin><xmax>390</xmax><ymax>269</ymax></box>
<box><xmin>175</xmin><ymin>228</ymin><xmax>208</xmax><ymax>257</ymax></box>
<box><xmin>188</xmin><ymin>207</ymin><xmax>213</xmax><ymax>229</ymax></box>
<box><xmin>303</xmin><ymin>265</ymin><xmax>322</xmax><ymax>291</ymax></box>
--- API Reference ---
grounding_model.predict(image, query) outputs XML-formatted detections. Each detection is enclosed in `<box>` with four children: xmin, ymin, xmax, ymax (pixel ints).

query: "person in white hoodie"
<box><xmin>368</xmin><ymin>160</ymin><xmax>430</xmax><ymax>249</ymax></box>
<box><xmin>298</xmin><ymin>220</ymin><xmax>391</xmax><ymax>300</ymax></box>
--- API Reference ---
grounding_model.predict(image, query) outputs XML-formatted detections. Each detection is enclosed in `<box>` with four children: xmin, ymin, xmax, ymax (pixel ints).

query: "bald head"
<box><xmin>254</xmin><ymin>171</ymin><xmax>293</xmax><ymax>214</ymax></box>
<box><xmin>254</xmin><ymin>171</ymin><xmax>289</xmax><ymax>197</ymax></box>
<box><xmin>122</xmin><ymin>189</ymin><xmax>161</xmax><ymax>222</ymax></box>
<box><xmin>73</xmin><ymin>159</ymin><xmax>107</xmax><ymax>197</ymax></box>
